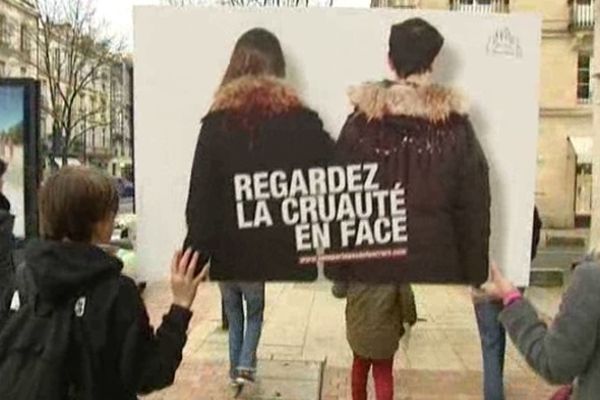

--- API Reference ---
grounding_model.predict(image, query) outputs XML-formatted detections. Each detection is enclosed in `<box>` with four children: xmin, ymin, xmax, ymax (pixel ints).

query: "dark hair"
<box><xmin>40</xmin><ymin>166</ymin><xmax>119</xmax><ymax>242</ymax></box>
<box><xmin>221</xmin><ymin>28</ymin><xmax>286</xmax><ymax>87</ymax></box>
<box><xmin>0</xmin><ymin>159</ymin><xmax>7</xmax><ymax>178</ymax></box>
<box><xmin>388</xmin><ymin>18</ymin><xmax>444</xmax><ymax>78</ymax></box>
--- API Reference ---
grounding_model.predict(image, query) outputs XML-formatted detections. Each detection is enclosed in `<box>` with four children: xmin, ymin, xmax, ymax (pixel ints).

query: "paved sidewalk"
<box><xmin>141</xmin><ymin>281</ymin><xmax>560</xmax><ymax>399</ymax></box>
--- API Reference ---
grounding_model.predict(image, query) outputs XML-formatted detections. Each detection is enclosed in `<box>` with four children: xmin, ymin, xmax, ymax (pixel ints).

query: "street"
<box><xmin>140</xmin><ymin>281</ymin><xmax>561</xmax><ymax>400</ymax></box>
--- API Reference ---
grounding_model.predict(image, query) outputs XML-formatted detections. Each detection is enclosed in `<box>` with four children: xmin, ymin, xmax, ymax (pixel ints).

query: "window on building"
<box><xmin>41</xmin><ymin>119</ymin><xmax>46</xmax><ymax>137</ymax></box>
<box><xmin>577</xmin><ymin>53</ymin><xmax>593</xmax><ymax>103</ymax></box>
<box><xmin>20</xmin><ymin>24</ymin><xmax>28</xmax><ymax>53</ymax></box>
<box><xmin>0</xmin><ymin>15</ymin><xmax>7</xmax><ymax>46</ymax></box>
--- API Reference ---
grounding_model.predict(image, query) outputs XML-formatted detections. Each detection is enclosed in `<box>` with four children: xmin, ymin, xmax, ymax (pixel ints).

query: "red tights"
<box><xmin>351</xmin><ymin>354</ymin><xmax>394</xmax><ymax>400</ymax></box>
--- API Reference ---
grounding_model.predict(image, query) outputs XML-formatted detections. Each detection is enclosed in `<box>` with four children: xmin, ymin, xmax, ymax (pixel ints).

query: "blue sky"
<box><xmin>0</xmin><ymin>87</ymin><xmax>24</xmax><ymax>132</ymax></box>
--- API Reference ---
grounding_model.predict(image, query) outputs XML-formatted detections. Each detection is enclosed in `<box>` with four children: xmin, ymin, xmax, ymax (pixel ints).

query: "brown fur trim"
<box><xmin>348</xmin><ymin>80</ymin><xmax>469</xmax><ymax>122</ymax></box>
<box><xmin>211</xmin><ymin>76</ymin><xmax>303</xmax><ymax>117</ymax></box>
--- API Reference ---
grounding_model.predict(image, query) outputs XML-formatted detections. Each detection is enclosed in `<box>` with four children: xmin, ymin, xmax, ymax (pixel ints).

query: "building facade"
<box><xmin>374</xmin><ymin>0</ymin><xmax>595</xmax><ymax>229</ymax></box>
<box><xmin>0</xmin><ymin>0</ymin><xmax>134</xmax><ymax>178</ymax></box>
<box><xmin>108</xmin><ymin>56</ymin><xmax>134</xmax><ymax>180</ymax></box>
<box><xmin>0</xmin><ymin>0</ymin><xmax>37</xmax><ymax>79</ymax></box>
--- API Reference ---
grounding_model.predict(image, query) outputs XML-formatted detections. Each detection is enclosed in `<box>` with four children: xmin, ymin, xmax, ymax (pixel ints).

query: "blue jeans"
<box><xmin>219</xmin><ymin>282</ymin><xmax>265</xmax><ymax>379</ymax></box>
<box><xmin>474</xmin><ymin>298</ymin><xmax>506</xmax><ymax>400</ymax></box>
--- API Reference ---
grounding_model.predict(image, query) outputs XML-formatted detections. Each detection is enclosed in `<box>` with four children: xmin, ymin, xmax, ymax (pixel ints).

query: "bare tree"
<box><xmin>32</xmin><ymin>0</ymin><xmax>124</xmax><ymax>167</ymax></box>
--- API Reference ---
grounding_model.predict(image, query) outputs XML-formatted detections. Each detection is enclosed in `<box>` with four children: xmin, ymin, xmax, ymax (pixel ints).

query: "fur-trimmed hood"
<box><xmin>210</xmin><ymin>76</ymin><xmax>303</xmax><ymax>125</ymax></box>
<box><xmin>348</xmin><ymin>76</ymin><xmax>469</xmax><ymax>122</ymax></box>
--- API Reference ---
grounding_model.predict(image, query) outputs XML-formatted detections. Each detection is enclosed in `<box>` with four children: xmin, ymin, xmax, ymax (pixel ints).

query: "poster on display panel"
<box><xmin>0</xmin><ymin>79</ymin><xmax>41</xmax><ymax>239</ymax></box>
<box><xmin>134</xmin><ymin>7</ymin><xmax>541</xmax><ymax>286</ymax></box>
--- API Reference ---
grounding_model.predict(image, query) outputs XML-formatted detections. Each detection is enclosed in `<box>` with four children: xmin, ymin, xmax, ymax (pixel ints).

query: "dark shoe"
<box><xmin>236</xmin><ymin>370</ymin><xmax>255</xmax><ymax>385</ymax></box>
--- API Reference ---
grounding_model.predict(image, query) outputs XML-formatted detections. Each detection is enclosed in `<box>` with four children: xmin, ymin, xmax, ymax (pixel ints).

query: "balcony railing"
<box><xmin>570</xmin><ymin>0</ymin><xmax>595</xmax><ymax>30</ymax></box>
<box><xmin>450</xmin><ymin>0</ymin><xmax>509</xmax><ymax>13</ymax></box>
<box><xmin>374</xmin><ymin>0</ymin><xmax>418</xmax><ymax>7</ymax></box>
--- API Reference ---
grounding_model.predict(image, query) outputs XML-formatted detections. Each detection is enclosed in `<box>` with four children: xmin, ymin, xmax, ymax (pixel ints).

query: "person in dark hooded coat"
<box><xmin>0</xmin><ymin>166</ymin><xmax>206</xmax><ymax>399</ymax></box>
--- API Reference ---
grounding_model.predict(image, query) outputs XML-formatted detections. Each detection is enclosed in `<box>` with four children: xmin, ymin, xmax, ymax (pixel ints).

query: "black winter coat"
<box><xmin>0</xmin><ymin>240</ymin><xmax>191</xmax><ymax>399</ymax></box>
<box><xmin>326</xmin><ymin>78</ymin><xmax>491</xmax><ymax>285</ymax></box>
<box><xmin>184</xmin><ymin>76</ymin><xmax>334</xmax><ymax>281</ymax></box>
<box><xmin>0</xmin><ymin>208</ymin><xmax>14</xmax><ymax>303</ymax></box>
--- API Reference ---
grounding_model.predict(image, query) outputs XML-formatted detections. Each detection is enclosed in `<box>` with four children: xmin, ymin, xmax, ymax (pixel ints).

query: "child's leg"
<box><xmin>372</xmin><ymin>358</ymin><xmax>394</xmax><ymax>400</ymax></box>
<box><xmin>351</xmin><ymin>354</ymin><xmax>371</xmax><ymax>400</ymax></box>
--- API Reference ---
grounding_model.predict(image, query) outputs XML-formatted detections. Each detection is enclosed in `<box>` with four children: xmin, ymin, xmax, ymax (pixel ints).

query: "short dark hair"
<box><xmin>221</xmin><ymin>28</ymin><xmax>286</xmax><ymax>87</ymax></box>
<box><xmin>40</xmin><ymin>166</ymin><xmax>119</xmax><ymax>242</ymax></box>
<box><xmin>388</xmin><ymin>18</ymin><xmax>444</xmax><ymax>78</ymax></box>
<box><xmin>0</xmin><ymin>159</ymin><xmax>7</xmax><ymax>178</ymax></box>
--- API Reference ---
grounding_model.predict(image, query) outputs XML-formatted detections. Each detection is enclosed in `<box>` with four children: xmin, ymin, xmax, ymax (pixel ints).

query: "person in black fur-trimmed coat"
<box><xmin>325</xmin><ymin>18</ymin><xmax>491</xmax><ymax>286</ymax></box>
<box><xmin>183</xmin><ymin>29</ymin><xmax>334</xmax><ymax>283</ymax></box>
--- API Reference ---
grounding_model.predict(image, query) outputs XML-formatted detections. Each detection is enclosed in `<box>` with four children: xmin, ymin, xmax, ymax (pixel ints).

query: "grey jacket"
<box><xmin>499</xmin><ymin>261</ymin><xmax>600</xmax><ymax>400</ymax></box>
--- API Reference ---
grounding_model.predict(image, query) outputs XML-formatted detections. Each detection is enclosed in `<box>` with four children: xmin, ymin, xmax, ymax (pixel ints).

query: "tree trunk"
<box><xmin>50</xmin><ymin>122</ymin><xmax>61</xmax><ymax>172</ymax></box>
<box><xmin>61</xmin><ymin>129</ymin><xmax>70</xmax><ymax>169</ymax></box>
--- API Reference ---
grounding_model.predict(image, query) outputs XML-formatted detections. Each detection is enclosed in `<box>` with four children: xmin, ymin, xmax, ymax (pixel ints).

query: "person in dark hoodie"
<box><xmin>183</xmin><ymin>28</ymin><xmax>334</xmax><ymax>386</ymax></box>
<box><xmin>0</xmin><ymin>166</ymin><xmax>206</xmax><ymax>399</ymax></box>
<box><xmin>0</xmin><ymin>159</ymin><xmax>15</xmax><ymax>303</ymax></box>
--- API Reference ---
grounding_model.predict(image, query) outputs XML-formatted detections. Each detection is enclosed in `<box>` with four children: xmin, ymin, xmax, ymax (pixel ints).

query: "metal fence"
<box><xmin>571</xmin><ymin>0</ymin><xmax>595</xmax><ymax>30</ymax></box>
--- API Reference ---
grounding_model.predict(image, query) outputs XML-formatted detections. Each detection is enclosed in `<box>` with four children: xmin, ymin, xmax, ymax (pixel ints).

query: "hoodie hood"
<box><xmin>348</xmin><ymin>75</ymin><xmax>469</xmax><ymax>122</ymax></box>
<box><xmin>208</xmin><ymin>76</ymin><xmax>304</xmax><ymax>131</ymax></box>
<box><xmin>25</xmin><ymin>240</ymin><xmax>122</xmax><ymax>302</ymax></box>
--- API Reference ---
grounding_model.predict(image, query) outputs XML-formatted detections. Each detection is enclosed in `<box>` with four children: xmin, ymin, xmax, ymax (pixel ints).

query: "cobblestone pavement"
<box><xmin>141</xmin><ymin>281</ymin><xmax>560</xmax><ymax>399</ymax></box>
